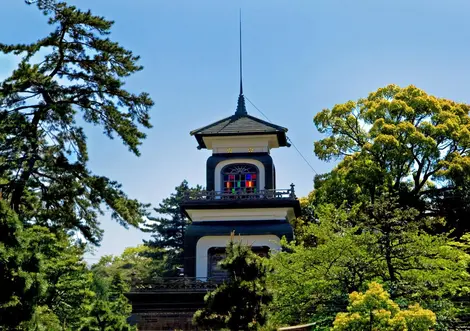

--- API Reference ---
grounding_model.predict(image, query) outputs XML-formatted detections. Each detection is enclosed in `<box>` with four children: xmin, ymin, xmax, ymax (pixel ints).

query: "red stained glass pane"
<box><xmin>229</xmin><ymin>175</ymin><xmax>235</xmax><ymax>180</ymax></box>
<box><xmin>252</xmin><ymin>174</ymin><xmax>257</xmax><ymax>179</ymax></box>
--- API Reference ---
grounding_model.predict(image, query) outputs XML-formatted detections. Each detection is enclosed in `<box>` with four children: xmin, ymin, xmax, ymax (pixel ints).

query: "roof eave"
<box><xmin>193</xmin><ymin>131</ymin><xmax>289</xmax><ymax>149</ymax></box>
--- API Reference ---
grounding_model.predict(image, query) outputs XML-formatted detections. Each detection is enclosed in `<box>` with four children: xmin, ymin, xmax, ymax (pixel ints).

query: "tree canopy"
<box><xmin>313</xmin><ymin>84</ymin><xmax>470</xmax><ymax>236</ymax></box>
<box><xmin>268</xmin><ymin>197</ymin><xmax>470</xmax><ymax>329</ymax></box>
<box><xmin>0</xmin><ymin>0</ymin><xmax>153</xmax><ymax>329</ymax></box>
<box><xmin>0</xmin><ymin>0</ymin><xmax>154</xmax><ymax>243</ymax></box>
<box><xmin>332</xmin><ymin>282</ymin><xmax>436</xmax><ymax>331</ymax></box>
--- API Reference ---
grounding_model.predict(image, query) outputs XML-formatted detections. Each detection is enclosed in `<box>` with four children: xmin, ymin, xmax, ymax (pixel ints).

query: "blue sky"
<box><xmin>2</xmin><ymin>0</ymin><xmax>470</xmax><ymax>262</ymax></box>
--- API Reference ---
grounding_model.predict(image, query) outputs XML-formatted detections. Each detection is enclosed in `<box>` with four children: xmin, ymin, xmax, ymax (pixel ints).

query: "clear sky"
<box><xmin>2</xmin><ymin>0</ymin><xmax>470</xmax><ymax>262</ymax></box>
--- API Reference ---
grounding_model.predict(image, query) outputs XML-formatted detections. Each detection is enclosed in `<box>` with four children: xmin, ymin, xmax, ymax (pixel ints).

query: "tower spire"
<box><xmin>235</xmin><ymin>9</ymin><xmax>247</xmax><ymax>116</ymax></box>
<box><xmin>239</xmin><ymin>8</ymin><xmax>243</xmax><ymax>96</ymax></box>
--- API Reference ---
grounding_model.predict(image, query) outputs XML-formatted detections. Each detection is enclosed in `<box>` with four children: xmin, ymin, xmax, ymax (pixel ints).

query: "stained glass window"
<box><xmin>222</xmin><ymin>164</ymin><xmax>258</xmax><ymax>194</ymax></box>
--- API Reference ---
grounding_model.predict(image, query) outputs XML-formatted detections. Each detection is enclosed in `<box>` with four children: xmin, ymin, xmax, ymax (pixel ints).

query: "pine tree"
<box><xmin>0</xmin><ymin>200</ymin><xmax>45</xmax><ymax>330</ymax></box>
<box><xmin>144</xmin><ymin>180</ymin><xmax>202</xmax><ymax>275</ymax></box>
<box><xmin>81</xmin><ymin>273</ymin><xmax>136</xmax><ymax>331</ymax></box>
<box><xmin>193</xmin><ymin>234</ymin><xmax>272</xmax><ymax>331</ymax></box>
<box><xmin>30</xmin><ymin>228</ymin><xmax>94</xmax><ymax>330</ymax></box>
<box><xmin>0</xmin><ymin>0</ymin><xmax>154</xmax><ymax>244</ymax></box>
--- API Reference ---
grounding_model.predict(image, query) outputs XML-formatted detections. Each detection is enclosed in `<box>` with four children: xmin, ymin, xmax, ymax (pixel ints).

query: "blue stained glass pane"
<box><xmin>246</xmin><ymin>174</ymin><xmax>251</xmax><ymax>180</ymax></box>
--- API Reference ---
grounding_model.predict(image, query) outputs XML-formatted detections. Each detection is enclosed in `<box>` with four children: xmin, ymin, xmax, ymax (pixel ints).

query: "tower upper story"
<box><xmin>180</xmin><ymin>15</ymin><xmax>300</xmax><ymax>221</ymax></box>
<box><xmin>189</xmin><ymin>91</ymin><xmax>291</xmax><ymax>193</ymax></box>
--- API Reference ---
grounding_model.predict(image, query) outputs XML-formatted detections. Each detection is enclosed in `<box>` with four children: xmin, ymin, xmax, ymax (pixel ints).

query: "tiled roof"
<box><xmin>190</xmin><ymin>114</ymin><xmax>288</xmax><ymax>136</ymax></box>
<box><xmin>190</xmin><ymin>94</ymin><xmax>289</xmax><ymax>148</ymax></box>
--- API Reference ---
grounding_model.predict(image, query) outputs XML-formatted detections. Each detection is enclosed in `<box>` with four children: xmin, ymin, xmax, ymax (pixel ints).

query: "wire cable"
<box><xmin>286</xmin><ymin>137</ymin><xmax>318</xmax><ymax>175</ymax></box>
<box><xmin>245</xmin><ymin>96</ymin><xmax>318</xmax><ymax>175</ymax></box>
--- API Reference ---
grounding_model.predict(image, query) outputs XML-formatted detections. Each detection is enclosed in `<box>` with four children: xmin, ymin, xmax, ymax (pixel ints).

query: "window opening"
<box><xmin>222</xmin><ymin>164</ymin><xmax>258</xmax><ymax>194</ymax></box>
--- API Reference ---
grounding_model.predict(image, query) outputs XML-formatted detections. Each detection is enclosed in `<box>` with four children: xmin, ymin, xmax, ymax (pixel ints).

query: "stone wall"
<box><xmin>135</xmin><ymin>311</ymin><xmax>196</xmax><ymax>331</ymax></box>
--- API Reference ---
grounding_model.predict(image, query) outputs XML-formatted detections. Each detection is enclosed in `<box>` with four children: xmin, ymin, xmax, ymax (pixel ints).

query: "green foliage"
<box><xmin>269</xmin><ymin>200</ymin><xmax>470</xmax><ymax>329</ymax></box>
<box><xmin>91</xmin><ymin>245</ymin><xmax>167</xmax><ymax>285</ymax></box>
<box><xmin>271</xmin><ymin>85</ymin><xmax>470</xmax><ymax>329</ymax></box>
<box><xmin>193</xmin><ymin>235</ymin><xmax>272</xmax><ymax>331</ymax></box>
<box><xmin>144</xmin><ymin>180</ymin><xmax>202</xmax><ymax>275</ymax></box>
<box><xmin>0</xmin><ymin>200</ymin><xmax>45</xmax><ymax>330</ymax></box>
<box><xmin>82</xmin><ymin>244</ymin><xmax>175</xmax><ymax>331</ymax></box>
<box><xmin>29</xmin><ymin>228</ymin><xmax>94</xmax><ymax>330</ymax></box>
<box><xmin>0</xmin><ymin>198</ymin><xmax>102</xmax><ymax>331</ymax></box>
<box><xmin>313</xmin><ymin>84</ymin><xmax>470</xmax><ymax>236</ymax></box>
<box><xmin>0</xmin><ymin>2</ymin><xmax>153</xmax><ymax>328</ymax></box>
<box><xmin>0</xmin><ymin>0</ymin><xmax>154</xmax><ymax>244</ymax></box>
<box><xmin>332</xmin><ymin>282</ymin><xmax>436</xmax><ymax>331</ymax></box>
<box><xmin>80</xmin><ymin>273</ymin><xmax>136</xmax><ymax>331</ymax></box>
<box><xmin>24</xmin><ymin>0</ymin><xmax>56</xmax><ymax>11</ymax></box>
<box><xmin>19</xmin><ymin>306</ymin><xmax>62</xmax><ymax>331</ymax></box>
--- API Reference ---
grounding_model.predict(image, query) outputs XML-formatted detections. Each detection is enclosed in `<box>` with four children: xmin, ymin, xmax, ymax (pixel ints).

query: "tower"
<box><xmin>181</xmin><ymin>14</ymin><xmax>300</xmax><ymax>280</ymax></box>
<box><xmin>126</xmin><ymin>17</ymin><xmax>301</xmax><ymax>330</ymax></box>
<box><xmin>181</xmin><ymin>86</ymin><xmax>301</xmax><ymax>280</ymax></box>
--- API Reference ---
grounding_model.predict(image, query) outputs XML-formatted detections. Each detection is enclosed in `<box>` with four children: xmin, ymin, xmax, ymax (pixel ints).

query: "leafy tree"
<box><xmin>313</xmin><ymin>84</ymin><xmax>470</xmax><ymax>236</ymax></box>
<box><xmin>84</xmin><ymin>246</ymin><xmax>171</xmax><ymax>331</ymax></box>
<box><xmin>358</xmin><ymin>195</ymin><xmax>470</xmax><ymax>300</ymax></box>
<box><xmin>268</xmin><ymin>206</ymin><xmax>366</xmax><ymax>328</ymax></box>
<box><xmin>332</xmin><ymin>282</ymin><xmax>436</xmax><ymax>331</ymax></box>
<box><xmin>268</xmin><ymin>202</ymin><xmax>470</xmax><ymax>329</ymax></box>
<box><xmin>81</xmin><ymin>273</ymin><xmax>136</xmax><ymax>331</ymax></box>
<box><xmin>193</xmin><ymin>235</ymin><xmax>272</xmax><ymax>331</ymax></box>
<box><xmin>0</xmin><ymin>0</ymin><xmax>154</xmax><ymax>244</ymax></box>
<box><xmin>91</xmin><ymin>245</ymin><xmax>167</xmax><ymax>286</ymax></box>
<box><xmin>289</xmin><ymin>193</ymin><xmax>318</xmax><ymax>247</ymax></box>
<box><xmin>144</xmin><ymin>180</ymin><xmax>202</xmax><ymax>275</ymax></box>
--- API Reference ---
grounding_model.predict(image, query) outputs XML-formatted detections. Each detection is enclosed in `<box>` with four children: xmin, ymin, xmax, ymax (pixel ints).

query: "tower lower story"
<box><xmin>182</xmin><ymin>188</ymin><xmax>299</xmax><ymax>279</ymax></box>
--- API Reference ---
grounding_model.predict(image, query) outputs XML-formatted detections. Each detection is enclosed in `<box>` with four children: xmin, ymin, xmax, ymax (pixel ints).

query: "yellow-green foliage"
<box><xmin>332</xmin><ymin>282</ymin><xmax>436</xmax><ymax>331</ymax></box>
<box><xmin>313</xmin><ymin>84</ymin><xmax>470</xmax><ymax>203</ymax></box>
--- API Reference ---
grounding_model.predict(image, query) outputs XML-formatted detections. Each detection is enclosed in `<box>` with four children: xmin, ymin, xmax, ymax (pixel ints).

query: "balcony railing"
<box><xmin>130</xmin><ymin>277</ymin><xmax>225</xmax><ymax>292</ymax></box>
<box><xmin>183</xmin><ymin>184</ymin><xmax>297</xmax><ymax>202</ymax></box>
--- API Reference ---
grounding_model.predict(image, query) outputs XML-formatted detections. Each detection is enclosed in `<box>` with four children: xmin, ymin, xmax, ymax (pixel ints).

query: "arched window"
<box><xmin>222</xmin><ymin>163</ymin><xmax>258</xmax><ymax>193</ymax></box>
<box><xmin>208</xmin><ymin>246</ymin><xmax>270</xmax><ymax>280</ymax></box>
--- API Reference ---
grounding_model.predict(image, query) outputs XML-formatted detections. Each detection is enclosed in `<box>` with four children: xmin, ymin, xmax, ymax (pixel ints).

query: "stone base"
<box><xmin>134</xmin><ymin>311</ymin><xmax>196</xmax><ymax>331</ymax></box>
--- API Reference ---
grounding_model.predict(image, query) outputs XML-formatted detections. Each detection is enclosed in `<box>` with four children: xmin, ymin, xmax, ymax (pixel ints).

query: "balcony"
<box><xmin>182</xmin><ymin>184</ymin><xmax>297</xmax><ymax>202</ymax></box>
<box><xmin>130</xmin><ymin>277</ymin><xmax>224</xmax><ymax>293</ymax></box>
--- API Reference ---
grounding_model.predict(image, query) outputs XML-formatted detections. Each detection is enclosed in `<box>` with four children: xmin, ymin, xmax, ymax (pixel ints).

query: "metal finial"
<box><xmin>235</xmin><ymin>9</ymin><xmax>247</xmax><ymax>116</ymax></box>
<box><xmin>239</xmin><ymin>9</ymin><xmax>243</xmax><ymax>96</ymax></box>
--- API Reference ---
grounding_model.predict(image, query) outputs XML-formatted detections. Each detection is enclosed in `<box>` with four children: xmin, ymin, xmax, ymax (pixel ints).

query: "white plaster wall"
<box><xmin>214</xmin><ymin>159</ymin><xmax>265</xmax><ymax>192</ymax></box>
<box><xmin>196</xmin><ymin>234</ymin><xmax>281</xmax><ymax>279</ymax></box>
<box><xmin>187</xmin><ymin>207</ymin><xmax>295</xmax><ymax>222</ymax></box>
<box><xmin>203</xmin><ymin>134</ymin><xmax>279</xmax><ymax>152</ymax></box>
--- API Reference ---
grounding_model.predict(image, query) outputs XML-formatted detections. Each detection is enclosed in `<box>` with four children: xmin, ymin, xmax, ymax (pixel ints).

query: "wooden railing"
<box><xmin>130</xmin><ymin>277</ymin><xmax>226</xmax><ymax>292</ymax></box>
<box><xmin>183</xmin><ymin>184</ymin><xmax>297</xmax><ymax>202</ymax></box>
